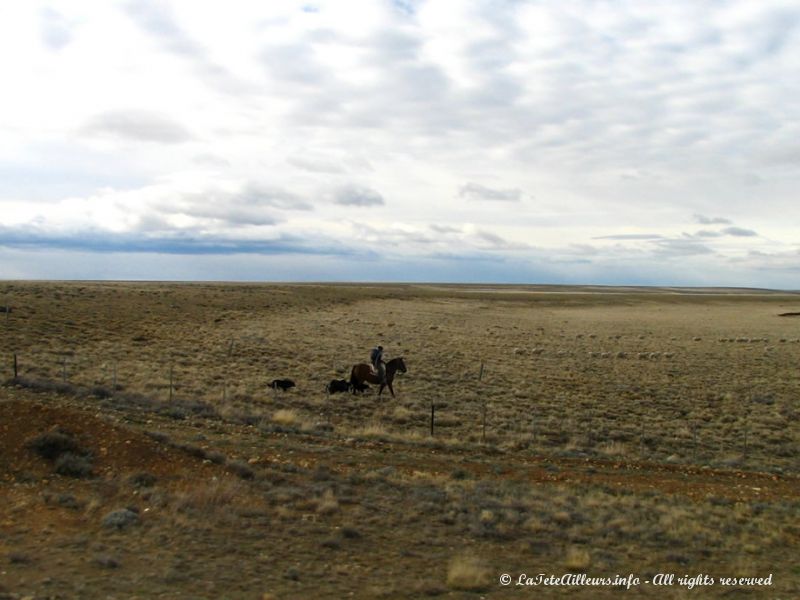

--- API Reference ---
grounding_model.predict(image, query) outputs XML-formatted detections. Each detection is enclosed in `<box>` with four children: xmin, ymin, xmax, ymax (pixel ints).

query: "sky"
<box><xmin>1</xmin><ymin>0</ymin><xmax>799</xmax><ymax>288</ymax></box>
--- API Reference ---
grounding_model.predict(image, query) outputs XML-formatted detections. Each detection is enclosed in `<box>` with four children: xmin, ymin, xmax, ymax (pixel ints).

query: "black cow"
<box><xmin>270</xmin><ymin>378</ymin><xmax>295</xmax><ymax>392</ymax></box>
<box><xmin>351</xmin><ymin>381</ymin><xmax>370</xmax><ymax>395</ymax></box>
<box><xmin>326</xmin><ymin>379</ymin><xmax>351</xmax><ymax>394</ymax></box>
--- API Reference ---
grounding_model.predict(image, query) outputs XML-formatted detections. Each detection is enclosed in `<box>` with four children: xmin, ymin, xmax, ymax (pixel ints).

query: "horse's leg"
<box><xmin>378</xmin><ymin>383</ymin><xmax>384</xmax><ymax>396</ymax></box>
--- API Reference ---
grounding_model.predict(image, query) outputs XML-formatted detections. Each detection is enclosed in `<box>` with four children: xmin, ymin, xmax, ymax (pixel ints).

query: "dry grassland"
<box><xmin>0</xmin><ymin>281</ymin><xmax>799</xmax><ymax>599</ymax></box>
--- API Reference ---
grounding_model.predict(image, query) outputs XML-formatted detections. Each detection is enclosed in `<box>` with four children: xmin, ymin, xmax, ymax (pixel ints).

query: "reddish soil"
<box><xmin>254</xmin><ymin>432</ymin><xmax>800</xmax><ymax>504</ymax></box>
<box><xmin>0</xmin><ymin>399</ymin><xmax>222</xmax><ymax>483</ymax></box>
<box><xmin>3</xmin><ymin>392</ymin><xmax>797</xmax><ymax>509</ymax></box>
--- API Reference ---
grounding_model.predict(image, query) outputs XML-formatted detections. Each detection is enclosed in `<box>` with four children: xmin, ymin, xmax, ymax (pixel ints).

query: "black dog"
<box><xmin>270</xmin><ymin>378</ymin><xmax>295</xmax><ymax>392</ymax></box>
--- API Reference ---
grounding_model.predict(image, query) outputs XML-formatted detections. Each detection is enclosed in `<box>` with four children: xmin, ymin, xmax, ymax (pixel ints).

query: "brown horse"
<box><xmin>350</xmin><ymin>357</ymin><xmax>407</xmax><ymax>397</ymax></box>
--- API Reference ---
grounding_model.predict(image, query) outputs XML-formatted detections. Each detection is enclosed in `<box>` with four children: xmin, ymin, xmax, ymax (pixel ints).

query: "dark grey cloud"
<box><xmin>458</xmin><ymin>183</ymin><xmax>522</xmax><ymax>202</ymax></box>
<box><xmin>653</xmin><ymin>238</ymin><xmax>714</xmax><ymax>257</ymax></box>
<box><xmin>0</xmin><ymin>224</ymin><xmax>362</xmax><ymax>257</ymax></box>
<box><xmin>694</xmin><ymin>214</ymin><xmax>732</xmax><ymax>225</ymax></box>
<box><xmin>82</xmin><ymin>110</ymin><xmax>193</xmax><ymax>144</ymax></box>
<box><xmin>472</xmin><ymin>229</ymin><xmax>530</xmax><ymax>251</ymax></box>
<box><xmin>195</xmin><ymin>207</ymin><xmax>279</xmax><ymax>227</ymax></box>
<box><xmin>40</xmin><ymin>8</ymin><xmax>72</xmax><ymax>50</ymax></box>
<box><xmin>722</xmin><ymin>226</ymin><xmax>757</xmax><ymax>237</ymax></box>
<box><xmin>690</xmin><ymin>230</ymin><xmax>723</xmax><ymax>238</ymax></box>
<box><xmin>429</xmin><ymin>224</ymin><xmax>461</xmax><ymax>235</ymax></box>
<box><xmin>426</xmin><ymin>251</ymin><xmax>509</xmax><ymax>264</ymax></box>
<box><xmin>234</xmin><ymin>183</ymin><xmax>313</xmax><ymax>211</ymax></box>
<box><xmin>686</xmin><ymin>226</ymin><xmax>758</xmax><ymax>238</ymax></box>
<box><xmin>159</xmin><ymin>182</ymin><xmax>313</xmax><ymax>228</ymax></box>
<box><xmin>334</xmin><ymin>185</ymin><xmax>385</xmax><ymax>207</ymax></box>
<box><xmin>475</xmin><ymin>230</ymin><xmax>506</xmax><ymax>246</ymax></box>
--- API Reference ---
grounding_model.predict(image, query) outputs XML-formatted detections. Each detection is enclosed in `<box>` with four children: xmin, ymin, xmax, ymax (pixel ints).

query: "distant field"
<box><xmin>1</xmin><ymin>282</ymin><xmax>799</xmax><ymax>598</ymax></box>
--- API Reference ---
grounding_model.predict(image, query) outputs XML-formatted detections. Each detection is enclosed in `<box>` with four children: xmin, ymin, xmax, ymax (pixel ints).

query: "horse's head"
<box><xmin>393</xmin><ymin>356</ymin><xmax>407</xmax><ymax>374</ymax></box>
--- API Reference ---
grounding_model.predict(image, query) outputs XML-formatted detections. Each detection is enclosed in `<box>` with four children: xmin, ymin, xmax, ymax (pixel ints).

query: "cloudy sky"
<box><xmin>1</xmin><ymin>1</ymin><xmax>799</xmax><ymax>287</ymax></box>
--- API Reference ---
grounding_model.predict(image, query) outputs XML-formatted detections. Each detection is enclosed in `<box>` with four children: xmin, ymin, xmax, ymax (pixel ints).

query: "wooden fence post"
<box><xmin>482</xmin><ymin>402</ymin><xmax>487</xmax><ymax>443</ymax></box>
<box><xmin>479</xmin><ymin>361</ymin><xmax>485</xmax><ymax>442</ymax></box>
<box><xmin>13</xmin><ymin>353</ymin><xmax>18</xmax><ymax>379</ymax></box>
<box><xmin>639</xmin><ymin>419</ymin><xmax>645</xmax><ymax>456</ymax></box>
<box><xmin>743</xmin><ymin>424</ymin><xmax>748</xmax><ymax>458</ymax></box>
<box><xmin>743</xmin><ymin>402</ymin><xmax>751</xmax><ymax>459</ymax></box>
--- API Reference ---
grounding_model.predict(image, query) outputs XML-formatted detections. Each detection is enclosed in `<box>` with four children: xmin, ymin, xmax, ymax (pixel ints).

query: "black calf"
<box><xmin>326</xmin><ymin>379</ymin><xmax>351</xmax><ymax>394</ymax></box>
<box><xmin>269</xmin><ymin>378</ymin><xmax>295</xmax><ymax>392</ymax></box>
<box><xmin>351</xmin><ymin>381</ymin><xmax>370</xmax><ymax>394</ymax></box>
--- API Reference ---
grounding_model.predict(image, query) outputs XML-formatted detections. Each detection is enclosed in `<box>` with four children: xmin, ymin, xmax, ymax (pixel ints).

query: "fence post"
<box><xmin>743</xmin><ymin>402</ymin><xmax>751</xmax><ymax>459</ymax></box>
<box><xmin>479</xmin><ymin>361</ymin><xmax>485</xmax><ymax>443</ymax></box>
<box><xmin>743</xmin><ymin>425</ymin><xmax>748</xmax><ymax>458</ymax></box>
<box><xmin>13</xmin><ymin>353</ymin><xmax>18</xmax><ymax>379</ymax></box>
<box><xmin>639</xmin><ymin>419</ymin><xmax>645</xmax><ymax>456</ymax></box>
<box><xmin>430</xmin><ymin>403</ymin><xmax>435</xmax><ymax>436</ymax></box>
<box><xmin>482</xmin><ymin>402</ymin><xmax>487</xmax><ymax>443</ymax></box>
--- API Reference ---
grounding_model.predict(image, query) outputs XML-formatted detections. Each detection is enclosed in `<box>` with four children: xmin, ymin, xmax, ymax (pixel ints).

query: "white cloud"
<box><xmin>82</xmin><ymin>110</ymin><xmax>193</xmax><ymax>144</ymax></box>
<box><xmin>1</xmin><ymin>0</ymin><xmax>799</xmax><ymax>287</ymax></box>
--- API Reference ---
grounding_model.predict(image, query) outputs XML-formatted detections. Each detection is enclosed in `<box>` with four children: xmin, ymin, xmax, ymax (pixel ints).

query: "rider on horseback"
<box><xmin>370</xmin><ymin>344</ymin><xmax>386</xmax><ymax>384</ymax></box>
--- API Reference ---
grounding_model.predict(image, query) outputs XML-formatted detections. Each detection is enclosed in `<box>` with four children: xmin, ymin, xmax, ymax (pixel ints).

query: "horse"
<box><xmin>350</xmin><ymin>357</ymin><xmax>407</xmax><ymax>397</ymax></box>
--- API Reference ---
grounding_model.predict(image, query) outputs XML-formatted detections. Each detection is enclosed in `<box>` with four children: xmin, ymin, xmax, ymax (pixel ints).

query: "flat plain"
<box><xmin>1</xmin><ymin>281</ymin><xmax>799</xmax><ymax>599</ymax></box>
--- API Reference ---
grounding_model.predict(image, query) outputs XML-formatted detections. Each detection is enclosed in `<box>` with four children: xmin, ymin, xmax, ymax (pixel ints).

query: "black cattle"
<box><xmin>326</xmin><ymin>379</ymin><xmax>351</xmax><ymax>394</ymax></box>
<box><xmin>351</xmin><ymin>381</ymin><xmax>370</xmax><ymax>394</ymax></box>
<box><xmin>270</xmin><ymin>378</ymin><xmax>295</xmax><ymax>392</ymax></box>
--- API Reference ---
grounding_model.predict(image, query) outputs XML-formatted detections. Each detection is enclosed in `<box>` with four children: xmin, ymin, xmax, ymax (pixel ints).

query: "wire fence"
<box><xmin>5</xmin><ymin>349</ymin><xmax>797</xmax><ymax>476</ymax></box>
